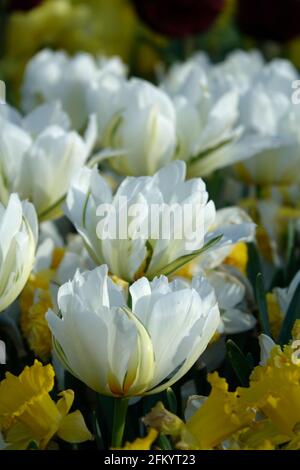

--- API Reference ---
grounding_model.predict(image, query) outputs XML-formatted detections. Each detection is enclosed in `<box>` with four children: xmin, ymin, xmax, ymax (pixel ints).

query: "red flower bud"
<box><xmin>132</xmin><ymin>0</ymin><xmax>225</xmax><ymax>38</ymax></box>
<box><xmin>7</xmin><ymin>0</ymin><xmax>42</xmax><ymax>12</ymax></box>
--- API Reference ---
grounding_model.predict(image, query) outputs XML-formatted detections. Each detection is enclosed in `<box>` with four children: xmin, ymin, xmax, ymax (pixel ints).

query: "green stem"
<box><xmin>111</xmin><ymin>398</ymin><xmax>129</xmax><ymax>448</ymax></box>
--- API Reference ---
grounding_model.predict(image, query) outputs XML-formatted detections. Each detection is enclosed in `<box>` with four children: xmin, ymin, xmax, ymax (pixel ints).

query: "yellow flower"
<box><xmin>113</xmin><ymin>428</ymin><xmax>158</xmax><ymax>450</ymax></box>
<box><xmin>20</xmin><ymin>289</ymin><xmax>53</xmax><ymax>361</ymax></box>
<box><xmin>20</xmin><ymin>247</ymin><xmax>65</xmax><ymax>360</ymax></box>
<box><xmin>223</xmin><ymin>242</ymin><xmax>248</xmax><ymax>274</ymax></box>
<box><xmin>234</xmin><ymin>419</ymin><xmax>289</xmax><ymax>450</ymax></box>
<box><xmin>143</xmin><ymin>402</ymin><xmax>183</xmax><ymax>437</ymax></box>
<box><xmin>182</xmin><ymin>373</ymin><xmax>255</xmax><ymax>449</ymax></box>
<box><xmin>266</xmin><ymin>293</ymin><xmax>283</xmax><ymax>339</ymax></box>
<box><xmin>0</xmin><ymin>361</ymin><xmax>92</xmax><ymax>450</ymax></box>
<box><xmin>238</xmin><ymin>345</ymin><xmax>300</xmax><ymax>436</ymax></box>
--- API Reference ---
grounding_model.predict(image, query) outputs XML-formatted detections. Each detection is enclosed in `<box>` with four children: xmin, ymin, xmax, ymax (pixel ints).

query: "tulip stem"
<box><xmin>111</xmin><ymin>398</ymin><xmax>129</xmax><ymax>447</ymax></box>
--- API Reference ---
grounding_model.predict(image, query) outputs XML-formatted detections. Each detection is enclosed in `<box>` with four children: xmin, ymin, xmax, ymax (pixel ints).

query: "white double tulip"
<box><xmin>160</xmin><ymin>51</ymin><xmax>288</xmax><ymax>178</ymax></box>
<box><xmin>46</xmin><ymin>265</ymin><xmax>219</xmax><ymax>396</ymax></box>
<box><xmin>160</xmin><ymin>57</ymin><xmax>241</xmax><ymax>176</ymax></box>
<box><xmin>0</xmin><ymin>102</ymin><xmax>96</xmax><ymax>220</ymax></box>
<box><xmin>0</xmin><ymin>194</ymin><xmax>38</xmax><ymax>312</ymax></box>
<box><xmin>22</xmin><ymin>49</ymin><xmax>127</xmax><ymax>130</ymax></box>
<box><xmin>65</xmin><ymin>161</ymin><xmax>254</xmax><ymax>282</ymax></box>
<box><xmin>234</xmin><ymin>60</ymin><xmax>300</xmax><ymax>186</ymax></box>
<box><xmin>87</xmin><ymin>77</ymin><xmax>177</xmax><ymax>176</ymax></box>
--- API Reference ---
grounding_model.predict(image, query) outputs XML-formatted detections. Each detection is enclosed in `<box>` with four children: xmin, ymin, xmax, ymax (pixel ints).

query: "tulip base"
<box><xmin>111</xmin><ymin>398</ymin><xmax>129</xmax><ymax>448</ymax></box>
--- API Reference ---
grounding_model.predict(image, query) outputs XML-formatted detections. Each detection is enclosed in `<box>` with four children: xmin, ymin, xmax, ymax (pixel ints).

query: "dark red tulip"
<box><xmin>237</xmin><ymin>0</ymin><xmax>300</xmax><ymax>42</ymax></box>
<box><xmin>7</xmin><ymin>0</ymin><xmax>42</xmax><ymax>12</ymax></box>
<box><xmin>132</xmin><ymin>0</ymin><xmax>226</xmax><ymax>38</ymax></box>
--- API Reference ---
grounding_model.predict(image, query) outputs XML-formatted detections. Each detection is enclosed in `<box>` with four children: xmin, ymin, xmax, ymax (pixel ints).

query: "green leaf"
<box><xmin>255</xmin><ymin>273</ymin><xmax>272</xmax><ymax>337</ymax></box>
<box><xmin>91</xmin><ymin>411</ymin><xmax>104</xmax><ymax>450</ymax></box>
<box><xmin>226</xmin><ymin>339</ymin><xmax>252</xmax><ymax>387</ymax></box>
<box><xmin>147</xmin><ymin>235</ymin><xmax>222</xmax><ymax>280</ymax></box>
<box><xmin>247</xmin><ymin>242</ymin><xmax>262</xmax><ymax>291</ymax></box>
<box><xmin>166</xmin><ymin>387</ymin><xmax>177</xmax><ymax>415</ymax></box>
<box><xmin>278</xmin><ymin>283</ymin><xmax>300</xmax><ymax>345</ymax></box>
<box><xmin>157</xmin><ymin>434</ymin><xmax>173</xmax><ymax>450</ymax></box>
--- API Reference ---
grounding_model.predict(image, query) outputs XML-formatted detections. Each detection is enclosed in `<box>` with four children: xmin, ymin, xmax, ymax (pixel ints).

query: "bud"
<box><xmin>142</xmin><ymin>402</ymin><xmax>183</xmax><ymax>436</ymax></box>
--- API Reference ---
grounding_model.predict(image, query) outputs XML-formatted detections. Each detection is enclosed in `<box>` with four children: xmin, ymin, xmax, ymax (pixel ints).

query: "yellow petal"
<box><xmin>57</xmin><ymin>411</ymin><xmax>93</xmax><ymax>443</ymax></box>
<box><xmin>56</xmin><ymin>390</ymin><xmax>75</xmax><ymax>417</ymax></box>
<box><xmin>113</xmin><ymin>428</ymin><xmax>158</xmax><ymax>450</ymax></box>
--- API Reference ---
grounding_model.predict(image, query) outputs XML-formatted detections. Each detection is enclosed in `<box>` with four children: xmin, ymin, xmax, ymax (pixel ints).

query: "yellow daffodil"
<box><xmin>238</xmin><ymin>345</ymin><xmax>300</xmax><ymax>436</ymax></box>
<box><xmin>182</xmin><ymin>373</ymin><xmax>255</xmax><ymax>449</ymax></box>
<box><xmin>0</xmin><ymin>361</ymin><xmax>93</xmax><ymax>450</ymax></box>
<box><xmin>223</xmin><ymin>242</ymin><xmax>248</xmax><ymax>275</ymax></box>
<box><xmin>112</xmin><ymin>428</ymin><xmax>158</xmax><ymax>450</ymax></box>
<box><xmin>19</xmin><ymin>247</ymin><xmax>65</xmax><ymax>360</ymax></box>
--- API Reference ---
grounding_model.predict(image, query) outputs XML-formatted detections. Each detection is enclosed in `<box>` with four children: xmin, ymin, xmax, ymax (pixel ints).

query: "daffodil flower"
<box><xmin>0</xmin><ymin>360</ymin><xmax>93</xmax><ymax>449</ymax></box>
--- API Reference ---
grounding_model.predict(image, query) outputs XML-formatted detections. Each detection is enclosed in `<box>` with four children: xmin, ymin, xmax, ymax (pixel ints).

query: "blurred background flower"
<box><xmin>131</xmin><ymin>0</ymin><xmax>226</xmax><ymax>38</ymax></box>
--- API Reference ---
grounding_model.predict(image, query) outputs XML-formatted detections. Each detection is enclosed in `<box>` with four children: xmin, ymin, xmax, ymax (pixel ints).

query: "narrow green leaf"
<box><xmin>255</xmin><ymin>273</ymin><xmax>272</xmax><ymax>337</ymax></box>
<box><xmin>247</xmin><ymin>242</ymin><xmax>262</xmax><ymax>291</ymax></box>
<box><xmin>91</xmin><ymin>411</ymin><xmax>104</xmax><ymax>450</ymax></box>
<box><xmin>166</xmin><ymin>387</ymin><xmax>177</xmax><ymax>415</ymax></box>
<box><xmin>157</xmin><ymin>434</ymin><xmax>173</xmax><ymax>450</ymax></box>
<box><xmin>226</xmin><ymin>339</ymin><xmax>252</xmax><ymax>387</ymax></box>
<box><xmin>147</xmin><ymin>235</ymin><xmax>222</xmax><ymax>280</ymax></box>
<box><xmin>278</xmin><ymin>283</ymin><xmax>300</xmax><ymax>345</ymax></box>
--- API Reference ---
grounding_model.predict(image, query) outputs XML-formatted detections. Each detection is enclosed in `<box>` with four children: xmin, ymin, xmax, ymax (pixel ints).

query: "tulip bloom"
<box><xmin>65</xmin><ymin>161</ymin><xmax>254</xmax><ymax>282</ymax></box>
<box><xmin>0</xmin><ymin>194</ymin><xmax>38</xmax><ymax>313</ymax></box>
<box><xmin>0</xmin><ymin>102</ymin><xmax>96</xmax><ymax>220</ymax></box>
<box><xmin>87</xmin><ymin>77</ymin><xmax>177</xmax><ymax>176</ymax></box>
<box><xmin>22</xmin><ymin>49</ymin><xmax>127</xmax><ymax>131</ymax></box>
<box><xmin>46</xmin><ymin>265</ymin><xmax>220</xmax><ymax>396</ymax></box>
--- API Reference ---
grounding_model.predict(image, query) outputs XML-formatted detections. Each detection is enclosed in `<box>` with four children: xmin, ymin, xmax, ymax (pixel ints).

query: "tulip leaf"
<box><xmin>166</xmin><ymin>387</ymin><xmax>177</xmax><ymax>415</ymax></box>
<box><xmin>278</xmin><ymin>282</ymin><xmax>300</xmax><ymax>345</ymax></box>
<box><xmin>255</xmin><ymin>273</ymin><xmax>272</xmax><ymax>337</ymax></box>
<box><xmin>157</xmin><ymin>434</ymin><xmax>173</xmax><ymax>450</ymax></box>
<box><xmin>91</xmin><ymin>411</ymin><xmax>104</xmax><ymax>450</ymax></box>
<box><xmin>226</xmin><ymin>339</ymin><xmax>252</xmax><ymax>387</ymax></box>
<box><xmin>247</xmin><ymin>242</ymin><xmax>262</xmax><ymax>291</ymax></box>
<box><xmin>147</xmin><ymin>235</ymin><xmax>222</xmax><ymax>280</ymax></box>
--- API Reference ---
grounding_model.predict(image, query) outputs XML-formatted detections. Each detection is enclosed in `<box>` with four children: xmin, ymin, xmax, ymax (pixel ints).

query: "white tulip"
<box><xmin>87</xmin><ymin>78</ymin><xmax>177</xmax><ymax>175</ymax></box>
<box><xmin>46</xmin><ymin>265</ymin><xmax>220</xmax><ymax>396</ymax></box>
<box><xmin>22</xmin><ymin>49</ymin><xmax>127</xmax><ymax>130</ymax></box>
<box><xmin>65</xmin><ymin>161</ymin><xmax>255</xmax><ymax>282</ymax></box>
<box><xmin>65</xmin><ymin>161</ymin><xmax>214</xmax><ymax>281</ymax></box>
<box><xmin>175</xmin><ymin>207</ymin><xmax>256</xmax><ymax>335</ymax></box>
<box><xmin>0</xmin><ymin>194</ymin><xmax>38</xmax><ymax>312</ymax></box>
<box><xmin>160</xmin><ymin>53</ymin><xmax>274</xmax><ymax>178</ymax></box>
<box><xmin>233</xmin><ymin>59</ymin><xmax>300</xmax><ymax>186</ymax></box>
<box><xmin>0</xmin><ymin>102</ymin><xmax>96</xmax><ymax>220</ymax></box>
